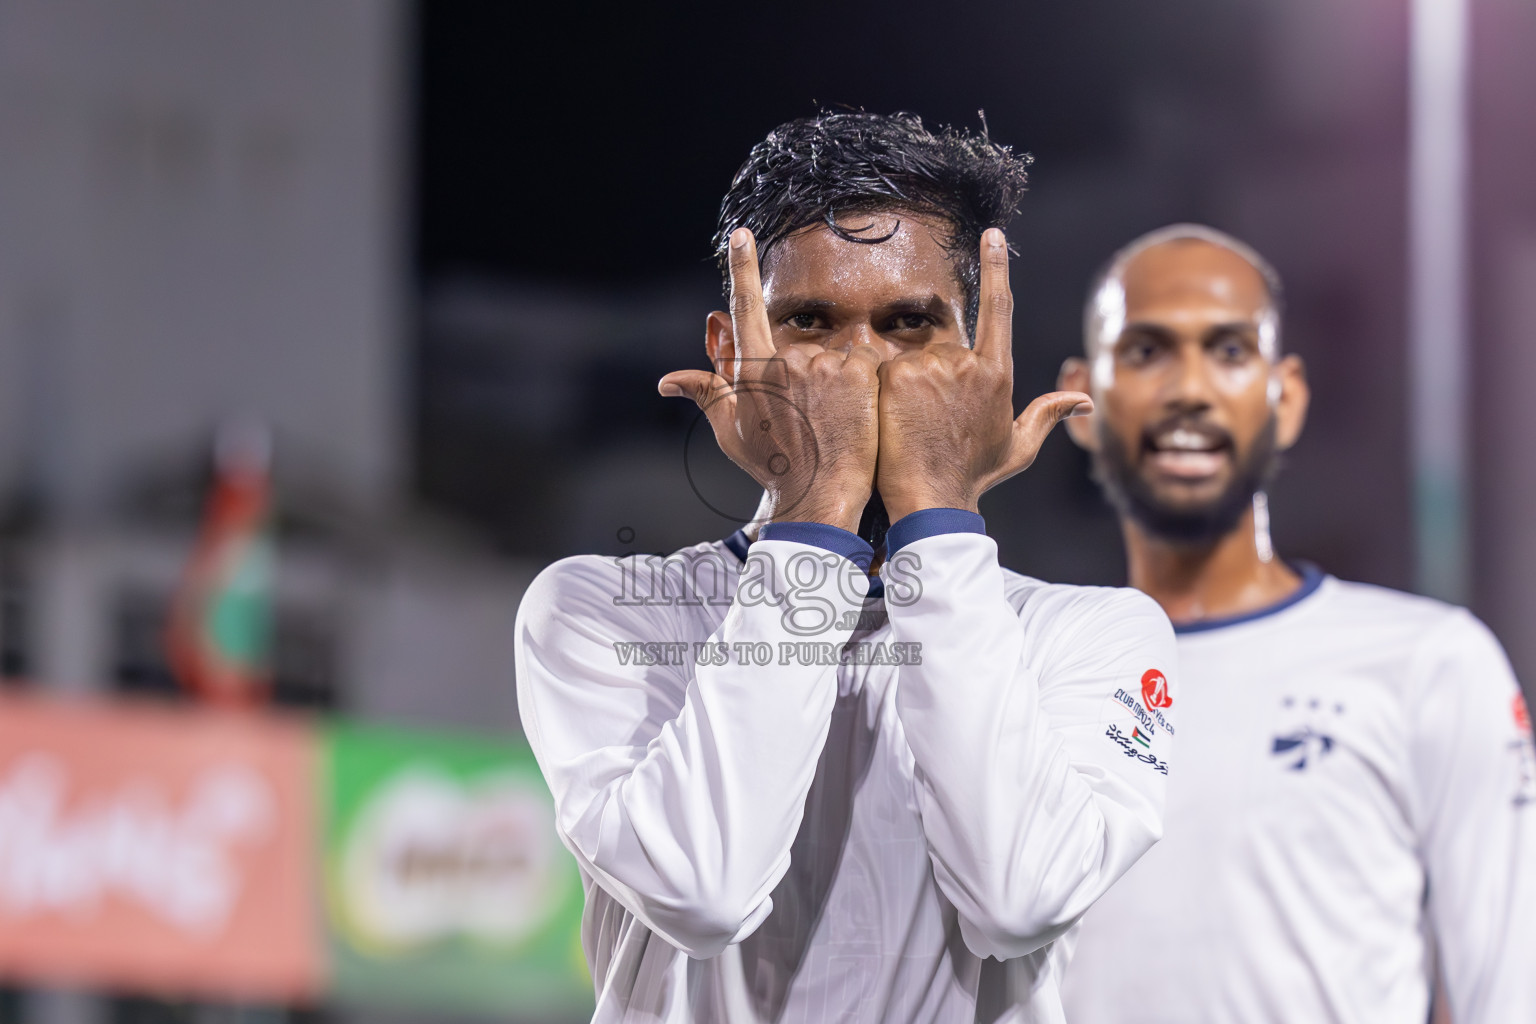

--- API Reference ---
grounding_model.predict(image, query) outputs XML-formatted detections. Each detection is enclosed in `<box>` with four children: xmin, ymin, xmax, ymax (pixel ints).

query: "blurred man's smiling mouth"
<box><xmin>1143</xmin><ymin>423</ymin><xmax>1231</xmax><ymax>480</ymax></box>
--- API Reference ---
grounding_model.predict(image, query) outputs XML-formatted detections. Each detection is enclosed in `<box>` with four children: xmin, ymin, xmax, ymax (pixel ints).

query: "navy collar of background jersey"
<box><xmin>722</xmin><ymin>528</ymin><xmax>751</xmax><ymax>563</ymax></box>
<box><xmin>1172</xmin><ymin>562</ymin><xmax>1326</xmax><ymax>635</ymax></box>
<box><xmin>722</xmin><ymin>528</ymin><xmax>885</xmax><ymax>598</ymax></box>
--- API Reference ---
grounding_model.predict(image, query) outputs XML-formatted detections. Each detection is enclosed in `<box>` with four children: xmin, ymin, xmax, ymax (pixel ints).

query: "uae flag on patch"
<box><xmin>1132</xmin><ymin>727</ymin><xmax>1151</xmax><ymax>748</ymax></box>
<box><xmin>165</xmin><ymin>422</ymin><xmax>275</xmax><ymax>707</ymax></box>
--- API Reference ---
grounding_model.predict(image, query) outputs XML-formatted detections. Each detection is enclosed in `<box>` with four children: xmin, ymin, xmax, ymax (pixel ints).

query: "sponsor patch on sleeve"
<box><xmin>1104</xmin><ymin>724</ymin><xmax>1169</xmax><ymax>775</ymax></box>
<box><xmin>1096</xmin><ymin>671</ymin><xmax>1174</xmax><ymax>775</ymax></box>
<box><xmin>1141</xmin><ymin>668</ymin><xmax>1172</xmax><ymax>709</ymax></box>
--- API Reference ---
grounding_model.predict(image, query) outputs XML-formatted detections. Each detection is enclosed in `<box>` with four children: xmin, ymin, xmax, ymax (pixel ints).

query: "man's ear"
<box><xmin>1059</xmin><ymin>356</ymin><xmax>1098</xmax><ymax>451</ymax></box>
<box><xmin>705</xmin><ymin>311</ymin><xmax>736</xmax><ymax>383</ymax></box>
<box><xmin>1275</xmin><ymin>353</ymin><xmax>1309</xmax><ymax>451</ymax></box>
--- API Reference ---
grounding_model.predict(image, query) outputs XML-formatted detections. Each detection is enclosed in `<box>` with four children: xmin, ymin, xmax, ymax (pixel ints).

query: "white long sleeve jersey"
<box><xmin>1061</xmin><ymin>568</ymin><xmax>1536</xmax><ymax>1024</ymax></box>
<box><xmin>515</xmin><ymin>525</ymin><xmax>1179</xmax><ymax>1023</ymax></box>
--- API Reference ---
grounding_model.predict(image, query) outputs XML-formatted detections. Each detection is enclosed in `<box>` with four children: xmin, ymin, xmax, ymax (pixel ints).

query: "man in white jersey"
<box><xmin>514</xmin><ymin>112</ymin><xmax>1179</xmax><ymax>1023</ymax></box>
<box><xmin>1057</xmin><ymin>224</ymin><xmax>1536</xmax><ymax>1023</ymax></box>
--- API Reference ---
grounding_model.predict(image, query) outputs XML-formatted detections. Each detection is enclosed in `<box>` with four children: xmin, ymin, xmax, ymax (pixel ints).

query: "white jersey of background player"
<box><xmin>1056</xmin><ymin>225</ymin><xmax>1536</xmax><ymax>1023</ymax></box>
<box><xmin>515</xmin><ymin>113</ymin><xmax>1178</xmax><ymax>1023</ymax></box>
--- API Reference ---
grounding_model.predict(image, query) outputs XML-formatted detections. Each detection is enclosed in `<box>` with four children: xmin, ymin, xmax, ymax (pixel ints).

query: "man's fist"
<box><xmin>660</xmin><ymin>228</ymin><xmax>881</xmax><ymax>533</ymax></box>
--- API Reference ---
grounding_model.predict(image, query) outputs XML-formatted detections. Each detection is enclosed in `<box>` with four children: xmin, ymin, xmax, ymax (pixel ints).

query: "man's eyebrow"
<box><xmin>1201</xmin><ymin>321</ymin><xmax>1261</xmax><ymax>338</ymax></box>
<box><xmin>764</xmin><ymin>295</ymin><xmax>837</xmax><ymax>314</ymax></box>
<box><xmin>877</xmin><ymin>294</ymin><xmax>951</xmax><ymax>317</ymax></box>
<box><xmin>1117</xmin><ymin>320</ymin><xmax>1259</xmax><ymax>341</ymax></box>
<box><xmin>764</xmin><ymin>294</ymin><xmax>954</xmax><ymax>316</ymax></box>
<box><xmin>1194</xmin><ymin>321</ymin><xmax>1264</xmax><ymax>349</ymax></box>
<box><xmin>1117</xmin><ymin>321</ymin><xmax>1178</xmax><ymax>340</ymax></box>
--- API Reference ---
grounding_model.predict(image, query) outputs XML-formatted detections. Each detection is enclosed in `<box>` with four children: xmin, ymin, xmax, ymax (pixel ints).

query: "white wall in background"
<box><xmin>345</xmin><ymin>546</ymin><xmax>539</xmax><ymax>734</ymax></box>
<box><xmin>0</xmin><ymin>0</ymin><xmax>406</xmax><ymax>517</ymax></box>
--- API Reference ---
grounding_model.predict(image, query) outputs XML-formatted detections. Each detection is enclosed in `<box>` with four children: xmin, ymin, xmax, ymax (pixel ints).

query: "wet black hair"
<box><xmin>713</xmin><ymin>111</ymin><xmax>1032</xmax><ymax>337</ymax></box>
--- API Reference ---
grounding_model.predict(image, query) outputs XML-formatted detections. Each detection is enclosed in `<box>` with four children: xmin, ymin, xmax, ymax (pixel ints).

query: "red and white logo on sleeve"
<box><xmin>1141</xmin><ymin>669</ymin><xmax>1172</xmax><ymax>710</ymax></box>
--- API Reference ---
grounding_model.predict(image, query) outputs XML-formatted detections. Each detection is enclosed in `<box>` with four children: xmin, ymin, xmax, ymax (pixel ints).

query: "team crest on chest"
<box><xmin>1271</xmin><ymin>696</ymin><xmax>1345</xmax><ymax>771</ymax></box>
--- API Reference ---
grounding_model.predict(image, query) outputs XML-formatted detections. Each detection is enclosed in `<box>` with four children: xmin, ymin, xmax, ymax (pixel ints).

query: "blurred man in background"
<box><xmin>1057</xmin><ymin>224</ymin><xmax>1536</xmax><ymax>1023</ymax></box>
<box><xmin>515</xmin><ymin>113</ymin><xmax>1179</xmax><ymax>1022</ymax></box>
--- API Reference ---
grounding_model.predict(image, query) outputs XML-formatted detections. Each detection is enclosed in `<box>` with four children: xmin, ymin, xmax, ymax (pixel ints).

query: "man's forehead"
<box><xmin>1120</xmin><ymin>239</ymin><xmax>1271</xmax><ymax>321</ymax></box>
<box><xmin>760</xmin><ymin>213</ymin><xmax>963</xmax><ymax>302</ymax></box>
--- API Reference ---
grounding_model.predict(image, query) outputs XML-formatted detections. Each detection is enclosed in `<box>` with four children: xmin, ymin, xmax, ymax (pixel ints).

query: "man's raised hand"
<box><xmin>660</xmin><ymin>228</ymin><xmax>881</xmax><ymax>533</ymax></box>
<box><xmin>874</xmin><ymin>228</ymin><xmax>1092</xmax><ymax>522</ymax></box>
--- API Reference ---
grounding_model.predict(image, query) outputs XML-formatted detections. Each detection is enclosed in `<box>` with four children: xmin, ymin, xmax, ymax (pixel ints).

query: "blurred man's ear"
<box><xmin>1059</xmin><ymin>356</ymin><xmax>1098</xmax><ymax>450</ymax></box>
<box><xmin>1275</xmin><ymin>353</ymin><xmax>1310</xmax><ymax>451</ymax></box>
<box><xmin>705</xmin><ymin>311</ymin><xmax>736</xmax><ymax>383</ymax></box>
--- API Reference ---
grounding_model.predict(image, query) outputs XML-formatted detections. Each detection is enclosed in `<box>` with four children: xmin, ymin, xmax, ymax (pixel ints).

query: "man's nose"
<box><xmin>1165</xmin><ymin>344</ymin><xmax>1216</xmax><ymax>410</ymax></box>
<box><xmin>831</xmin><ymin>324</ymin><xmax>885</xmax><ymax>356</ymax></box>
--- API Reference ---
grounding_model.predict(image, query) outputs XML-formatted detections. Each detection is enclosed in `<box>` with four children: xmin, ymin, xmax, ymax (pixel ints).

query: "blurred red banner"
<box><xmin>0</xmin><ymin>693</ymin><xmax>322</xmax><ymax>1001</ymax></box>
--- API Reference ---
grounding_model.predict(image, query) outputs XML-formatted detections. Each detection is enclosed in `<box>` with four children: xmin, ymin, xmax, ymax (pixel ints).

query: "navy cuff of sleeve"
<box><xmin>758</xmin><ymin>522</ymin><xmax>875</xmax><ymax>569</ymax></box>
<box><xmin>885</xmin><ymin>508</ymin><xmax>987</xmax><ymax>554</ymax></box>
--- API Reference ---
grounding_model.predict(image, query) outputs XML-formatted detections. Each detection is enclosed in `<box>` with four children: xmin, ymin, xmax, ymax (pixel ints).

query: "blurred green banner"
<box><xmin>319</xmin><ymin>721</ymin><xmax>592</xmax><ymax>1017</ymax></box>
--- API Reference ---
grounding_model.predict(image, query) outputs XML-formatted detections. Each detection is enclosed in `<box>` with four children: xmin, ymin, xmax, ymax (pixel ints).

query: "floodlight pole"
<box><xmin>1408</xmin><ymin>0</ymin><xmax>1471</xmax><ymax>602</ymax></box>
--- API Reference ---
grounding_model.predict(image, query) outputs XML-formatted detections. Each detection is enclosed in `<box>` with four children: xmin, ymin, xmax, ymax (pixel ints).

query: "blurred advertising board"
<box><xmin>0</xmin><ymin>695</ymin><xmax>320</xmax><ymax>1000</ymax></box>
<box><xmin>0</xmin><ymin>693</ymin><xmax>592</xmax><ymax>1017</ymax></box>
<box><xmin>320</xmin><ymin>721</ymin><xmax>590</xmax><ymax>1016</ymax></box>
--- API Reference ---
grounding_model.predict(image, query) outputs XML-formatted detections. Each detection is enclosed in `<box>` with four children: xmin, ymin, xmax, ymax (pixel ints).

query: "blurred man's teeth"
<box><xmin>1145</xmin><ymin>425</ymin><xmax>1227</xmax><ymax>476</ymax></box>
<box><xmin>1150</xmin><ymin>449</ymin><xmax>1225</xmax><ymax>478</ymax></box>
<box><xmin>1159</xmin><ymin>428</ymin><xmax>1217</xmax><ymax>451</ymax></box>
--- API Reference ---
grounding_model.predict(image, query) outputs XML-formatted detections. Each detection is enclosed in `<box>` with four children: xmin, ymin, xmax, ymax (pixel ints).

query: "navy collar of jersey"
<box><xmin>722</xmin><ymin>529</ymin><xmax>752</xmax><ymax>563</ymax></box>
<box><xmin>722</xmin><ymin>528</ymin><xmax>885</xmax><ymax>598</ymax></box>
<box><xmin>1172</xmin><ymin>562</ymin><xmax>1326</xmax><ymax>635</ymax></box>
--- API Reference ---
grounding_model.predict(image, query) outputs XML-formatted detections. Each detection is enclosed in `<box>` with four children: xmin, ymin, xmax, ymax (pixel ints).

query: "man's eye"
<box><xmin>893</xmin><ymin>314</ymin><xmax>932</xmax><ymax>330</ymax></box>
<box><xmin>786</xmin><ymin>313</ymin><xmax>821</xmax><ymax>330</ymax></box>
<box><xmin>1212</xmin><ymin>336</ymin><xmax>1251</xmax><ymax>363</ymax></box>
<box><xmin>1122</xmin><ymin>340</ymin><xmax>1158</xmax><ymax>364</ymax></box>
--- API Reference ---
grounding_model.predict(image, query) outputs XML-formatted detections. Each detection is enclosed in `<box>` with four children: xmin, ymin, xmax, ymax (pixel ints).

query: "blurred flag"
<box><xmin>166</xmin><ymin>422</ymin><xmax>275</xmax><ymax>707</ymax></box>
